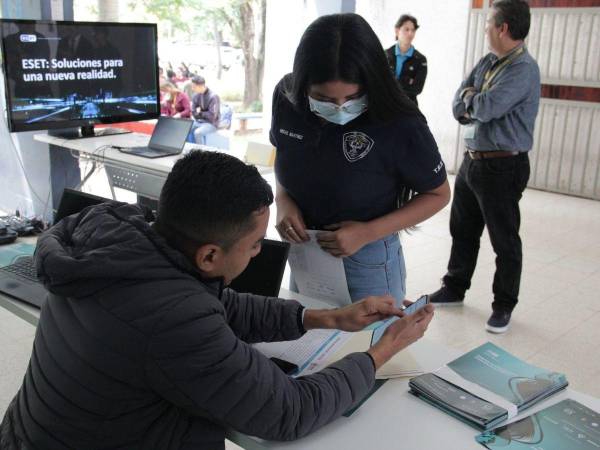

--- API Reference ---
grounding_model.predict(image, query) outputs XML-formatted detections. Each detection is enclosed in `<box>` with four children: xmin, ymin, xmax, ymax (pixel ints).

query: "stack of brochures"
<box><xmin>409</xmin><ymin>342</ymin><xmax>568</xmax><ymax>430</ymax></box>
<box><xmin>476</xmin><ymin>398</ymin><xmax>600</xmax><ymax>450</ymax></box>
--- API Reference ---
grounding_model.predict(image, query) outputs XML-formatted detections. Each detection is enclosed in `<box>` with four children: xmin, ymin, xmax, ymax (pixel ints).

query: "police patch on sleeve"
<box><xmin>342</xmin><ymin>131</ymin><xmax>374</xmax><ymax>163</ymax></box>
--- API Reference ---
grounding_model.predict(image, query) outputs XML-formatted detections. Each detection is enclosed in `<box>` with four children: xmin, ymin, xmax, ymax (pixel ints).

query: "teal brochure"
<box><xmin>409</xmin><ymin>342</ymin><xmax>568</xmax><ymax>430</ymax></box>
<box><xmin>476</xmin><ymin>399</ymin><xmax>600</xmax><ymax>450</ymax></box>
<box><xmin>447</xmin><ymin>342</ymin><xmax>568</xmax><ymax>408</ymax></box>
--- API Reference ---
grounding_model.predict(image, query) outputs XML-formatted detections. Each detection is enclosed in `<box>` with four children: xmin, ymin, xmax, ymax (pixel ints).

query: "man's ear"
<box><xmin>194</xmin><ymin>243</ymin><xmax>224</xmax><ymax>274</ymax></box>
<box><xmin>500</xmin><ymin>23</ymin><xmax>510</xmax><ymax>38</ymax></box>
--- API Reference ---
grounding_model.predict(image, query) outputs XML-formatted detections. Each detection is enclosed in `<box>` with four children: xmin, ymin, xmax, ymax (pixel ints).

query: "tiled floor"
<box><xmin>1</xmin><ymin>175</ymin><xmax>600</xmax><ymax>447</ymax></box>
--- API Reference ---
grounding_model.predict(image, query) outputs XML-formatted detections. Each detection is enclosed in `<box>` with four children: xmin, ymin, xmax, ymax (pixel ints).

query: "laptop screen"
<box><xmin>229</xmin><ymin>239</ymin><xmax>290</xmax><ymax>297</ymax></box>
<box><xmin>149</xmin><ymin>116</ymin><xmax>193</xmax><ymax>151</ymax></box>
<box><xmin>54</xmin><ymin>189</ymin><xmax>110</xmax><ymax>223</ymax></box>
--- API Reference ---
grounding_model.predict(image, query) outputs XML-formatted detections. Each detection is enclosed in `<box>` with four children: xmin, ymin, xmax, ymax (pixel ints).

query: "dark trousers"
<box><xmin>443</xmin><ymin>152</ymin><xmax>530</xmax><ymax>312</ymax></box>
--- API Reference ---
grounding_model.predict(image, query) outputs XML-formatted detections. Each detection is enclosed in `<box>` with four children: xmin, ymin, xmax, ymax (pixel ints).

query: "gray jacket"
<box><xmin>0</xmin><ymin>202</ymin><xmax>375</xmax><ymax>450</ymax></box>
<box><xmin>453</xmin><ymin>45</ymin><xmax>540</xmax><ymax>152</ymax></box>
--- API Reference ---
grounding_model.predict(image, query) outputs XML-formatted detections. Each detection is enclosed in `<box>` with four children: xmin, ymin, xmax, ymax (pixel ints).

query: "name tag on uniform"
<box><xmin>463</xmin><ymin>124</ymin><xmax>476</xmax><ymax>139</ymax></box>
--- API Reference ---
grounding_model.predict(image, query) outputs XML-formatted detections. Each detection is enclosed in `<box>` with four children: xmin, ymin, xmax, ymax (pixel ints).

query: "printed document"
<box><xmin>253</xmin><ymin>329</ymin><xmax>352</xmax><ymax>376</ymax></box>
<box><xmin>287</xmin><ymin>230</ymin><xmax>351</xmax><ymax>306</ymax></box>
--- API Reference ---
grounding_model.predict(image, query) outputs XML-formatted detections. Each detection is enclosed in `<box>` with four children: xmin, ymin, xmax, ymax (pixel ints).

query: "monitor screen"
<box><xmin>54</xmin><ymin>188</ymin><xmax>110</xmax><ymax>223</ymax></box>
<box><xmin>0</xmin><ymin>19</ymin><xmax>159</xmax><ymax>133</ymax></box>
<box><xmin>229</xmin><ymin>239</ymin><xmax>290</xmax><ymax>298</ymax></box>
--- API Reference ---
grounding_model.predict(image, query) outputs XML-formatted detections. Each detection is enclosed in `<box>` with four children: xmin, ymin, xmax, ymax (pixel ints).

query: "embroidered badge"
<box><xmin>342</xmin><ymin>132</ymin><xmax>374</xmax><ymax>162</ymax></box>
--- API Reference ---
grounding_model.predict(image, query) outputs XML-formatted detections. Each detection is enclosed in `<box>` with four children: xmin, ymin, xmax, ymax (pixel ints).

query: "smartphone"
<box><xmin>270</xmin><ymin>357</ymin><xmax>299</xmax><ymax>375</ymax></box>
<box><xmin>402</xmin><ymin>294</ymin><xmax>429</xmax><ymax>316</ymax></box>
<box><xmin>371</xmin><ymin>295</ymin><xmax>430</xmax><ymax>346</ymax></box>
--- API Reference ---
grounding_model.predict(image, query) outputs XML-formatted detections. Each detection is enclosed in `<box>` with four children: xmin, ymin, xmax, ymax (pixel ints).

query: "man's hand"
<box><xmin>316</xmin><ymin>221</ymin><xmax>373</xmax><ymax>257</ymax></box>
<box><xmin>367</xmin><ymin>305</ymin><xmax>434</xmax><ymax>369</ymax></box>
<box><xmin>303</xmin><ymin>295</ymin><xmax>403</xmax><ymax>331</ymax></box>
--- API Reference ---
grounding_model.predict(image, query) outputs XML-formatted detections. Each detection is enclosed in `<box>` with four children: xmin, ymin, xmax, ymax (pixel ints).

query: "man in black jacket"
<box><xmin>190</xmin><ymin>75</ymin><xmax>220</xmax><ymax>144</ymax></box>
<box><xmin>0</xmin><ymin>151</ymin><xmax>433</xmax><ymax>450</ymax></box>
<box><xmin>385</xmin><ymin>14</ymin><xmax>428</xmax><ymax>105</ymax></box>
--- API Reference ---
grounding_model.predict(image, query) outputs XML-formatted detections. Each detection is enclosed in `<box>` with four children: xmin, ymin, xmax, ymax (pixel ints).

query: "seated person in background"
<box><xmin>177</xmin><ymin>63</ymin><xmax>191</xmax><ymax>80</ymax></box>
<box><xmin>166</xmin><ymin>68</ymin><xmax>177</xmax><ymax>84</ymax></box>
<box><xmin>190</xmin><ymin>75</ymin><xmax>220</xmax><ymax>144</ymax></box>
<box><xmin>181</xmin><ymin>78</ymin><xmax>195</xmax><ymax>104</ymax></box>
<box><xmin>158</xmin><ymin>66</ymin><xmax>167</xmax><ymax>84</ymax></box>
<box><xmin>160</xmin><ymin>81</ymin><xmax>191</xmax><ymax>118</ymax></box>
<box><xmin>0</xmin><ymin>151</ymin><xmax>434</xmax><ymax>450</ymax></box>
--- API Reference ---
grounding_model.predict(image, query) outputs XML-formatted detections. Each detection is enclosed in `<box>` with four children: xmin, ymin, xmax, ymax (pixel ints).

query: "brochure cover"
<box><xmin>409</xmin><ymin>343</ymin><xmax>568</xmax><ymax>430</ymax></box>
<box><xmin>447</xmin><ymin>342</ymin><xmax>568</xmax><ymax>408</ymax></box>
<box><xmin>476</xmin><ymin>399</ymin><xmax>600</xmax><ymax>450</ymax></box>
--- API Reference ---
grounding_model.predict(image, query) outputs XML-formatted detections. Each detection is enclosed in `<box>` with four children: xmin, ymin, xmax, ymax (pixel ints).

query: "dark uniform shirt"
<box><xmin>270</xmin><ymin>76</ymin><xmax>447</xmax><ymax>228</ymax></box>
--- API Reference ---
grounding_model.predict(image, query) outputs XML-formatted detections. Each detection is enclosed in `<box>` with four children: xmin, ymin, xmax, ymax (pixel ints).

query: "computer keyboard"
<box><xmin>0</xmin><ymin>256</ymin><xmax>37</xmax><ymax>281</ymax></box>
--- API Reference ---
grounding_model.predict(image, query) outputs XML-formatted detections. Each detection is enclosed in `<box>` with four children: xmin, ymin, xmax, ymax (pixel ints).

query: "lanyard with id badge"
<box><xmin>463</xmin><ymin>46</ymin><xmax>525</xmax><ymax>140</ymax></box>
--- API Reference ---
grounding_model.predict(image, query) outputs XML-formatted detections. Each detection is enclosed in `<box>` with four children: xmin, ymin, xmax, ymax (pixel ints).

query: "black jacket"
<box><xmin>386</xmin><ymin>45</ymin><xmax>428</xmax><ymax>105</ymax></box>
<box><xmin>191</xmin><ymin>87</ymin><xmax>220</xmax><ymax>127</ymax></box>
<box><xmin>0</xmin><ymin>202</ymin><xmax>375</xmax><ymax>450</ymax></box>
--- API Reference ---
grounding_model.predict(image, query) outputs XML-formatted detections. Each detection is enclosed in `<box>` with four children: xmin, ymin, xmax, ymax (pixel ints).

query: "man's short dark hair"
<box><xmin>191</xmin><ymin>75</ymin><xmax>206</xmax><ymax>86</ymax></box>
<box><xmin>395</xmin><ymin>14</ymin><xmax>419</xmax><ymax>30</ymax></box>
<box><xmin>155</xmin><ymin>151</ymin><xmax>273</xmax><ymax>257</ymax></box>
<box><xmin>492</xmin><ymin>0</ymin><xmax>531</xmax><ymax>40</ymax></box>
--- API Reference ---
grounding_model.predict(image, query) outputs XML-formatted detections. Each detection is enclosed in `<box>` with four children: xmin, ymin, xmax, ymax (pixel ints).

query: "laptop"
<box><xmin>1</xmin><ymin>188</ymin><xmax>289</xmax><ymax>307</ymax></box>
<box><xmin>229</xmin><ymin>239</ymin><xmax>290</xmax><ymax>297</ymax></box>
<box><xmin>118</xmin><ymin>116</ymin><xmax>193</xmax><ymax>158</ymax></box>
<box><xmin>0</xmin><ymin>189</ymin><xmax>109</xmax><ymax>308</ymax></box>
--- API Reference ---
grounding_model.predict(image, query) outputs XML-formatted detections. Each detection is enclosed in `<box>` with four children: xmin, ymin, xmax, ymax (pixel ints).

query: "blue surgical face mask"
<box><xmin>308</xmin><ymin>95</ymin><xmax>368</xmax><ymax>125</ymax></box>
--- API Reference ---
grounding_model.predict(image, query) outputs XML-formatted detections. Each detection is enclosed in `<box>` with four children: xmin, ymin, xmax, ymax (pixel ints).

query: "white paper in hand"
<box><xmin>287</xmin><ymin>230</ymin><xmax>351</xmax><ymax>306</ymax></box>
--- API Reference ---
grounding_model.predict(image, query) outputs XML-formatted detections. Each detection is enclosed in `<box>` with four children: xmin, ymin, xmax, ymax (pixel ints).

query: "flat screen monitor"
<box><xmin>54</xmin><ymin>188</ymin><xmax>111</xmax><ymax>223</ymax></box>
<box><xmin>0</xmin><ymin>19</ymin><xmax>159</xmax><ymax>138</ymax></box>
<box><xmin>229</xmin><ymin>239</ymin><xmax>290</xmax><ymax>298</ymax></box>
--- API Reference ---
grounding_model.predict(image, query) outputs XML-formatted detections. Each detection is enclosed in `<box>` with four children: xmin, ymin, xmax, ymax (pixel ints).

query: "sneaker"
<box><xmin>429</xmin><ymin>285</ymin><xmax>464</xmax><ymax>306</ymax></box>
<box><xmin>486</xmin><ymin>310</ymin><xmax>511</xmax><ymax>334</ymax></box>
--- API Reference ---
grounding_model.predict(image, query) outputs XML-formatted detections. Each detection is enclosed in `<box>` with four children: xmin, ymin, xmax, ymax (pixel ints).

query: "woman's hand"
<box><xmin>316</xmin><ymin>221</ymin><xmax>373</xmax><ymax>257</ymax></box>
<box><xmin>275</xmin><ymin>193</ymin><xmax>309</xmax><ymax>243</ymax></box>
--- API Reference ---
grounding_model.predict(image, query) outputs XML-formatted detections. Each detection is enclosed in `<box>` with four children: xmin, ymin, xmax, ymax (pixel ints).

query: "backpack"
<box><xmin>218</xmin><ymin>103</ymin><xmax>233</xmax><ymax>129</ymax></box>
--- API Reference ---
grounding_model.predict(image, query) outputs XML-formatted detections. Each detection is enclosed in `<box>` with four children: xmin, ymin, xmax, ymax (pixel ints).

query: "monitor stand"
<box><xmin>48</xmin><ymin>125</ymin><xmax>131</xmax><ymax>140</ymax></box>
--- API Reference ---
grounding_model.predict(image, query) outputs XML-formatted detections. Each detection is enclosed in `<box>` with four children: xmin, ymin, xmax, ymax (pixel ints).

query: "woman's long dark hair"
<box><xmin>288</xmin><ymin>13</ymin><xmax>422</xmax><ymax>123</ymax></box>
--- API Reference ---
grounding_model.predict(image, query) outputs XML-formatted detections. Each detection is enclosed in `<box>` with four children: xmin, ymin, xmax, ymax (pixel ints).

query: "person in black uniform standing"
<box><xmin>385</xmin><ymin>15</ymin><xmax>428</xmax><ymax>105</ymax></box>
<box><xmin>271</xmin><ymin>13</ymin><xmax>450</xmax><ymax>306</ymax></box>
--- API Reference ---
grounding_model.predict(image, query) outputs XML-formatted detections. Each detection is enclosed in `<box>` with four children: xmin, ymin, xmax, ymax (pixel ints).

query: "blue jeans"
<box><xmin>343</xmin><ymin>233</ymin><xmax>406</xmax><ymax>306</ymax></box>
<box><xmin>189</xmin><ymin>121</ymin><xmax>217</xmax><ymax>145</ymax></box>
<box><xmin>290</xmin><ymin>233</ymin><xmax>406</xmax><ymax>307</ymax></box>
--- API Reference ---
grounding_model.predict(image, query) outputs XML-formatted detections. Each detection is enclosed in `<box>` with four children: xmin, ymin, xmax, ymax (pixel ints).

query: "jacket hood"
<box><xmin>35</xmin><ymin>202</ymin><xmax>205</xmax><ymax>299</ymax></box>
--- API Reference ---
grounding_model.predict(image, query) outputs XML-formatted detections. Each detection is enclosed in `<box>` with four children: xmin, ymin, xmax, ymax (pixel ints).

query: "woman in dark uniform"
<box><xmin>386</xmin><ymin>14</ymin><xmax>428</xmax><ymax>105</ymax></box>
<box><xmin>270</xmin><ymin>13</ymin><xmax>449</xmax><ymax>306</ymax></box>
